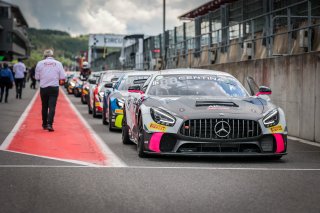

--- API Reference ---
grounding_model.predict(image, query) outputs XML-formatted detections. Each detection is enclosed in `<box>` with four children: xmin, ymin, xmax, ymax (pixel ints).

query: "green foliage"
<box><xmin>25</xmin><ymin>28</ymin><xmax>88</xmax><ymax>68</ymax></box>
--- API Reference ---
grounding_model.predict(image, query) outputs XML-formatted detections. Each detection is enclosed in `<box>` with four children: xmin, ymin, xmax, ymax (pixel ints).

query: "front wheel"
<box><xmin>81</xmin><ymin>95</ymin><xmax>86</xmax><ymax>104</ymax></box>
<box><xmin>109</xmin><ymin>106</ymin><xmax>115</xmax><ymax>131</ymax></box>
<box><xmin>137</xmin><ymin>115</ymin><xmax>147</xmax><ymax>158</ymax></box>
<box><xmin>122</xmin><ymin>112</ymin><xmax>133</xmax><ymax>144</ymax></box>
<box><xmin>93</xmin><ymin>100</ymin><xmax>98</xmax><ymax>118</ymax></box>
<box><xmin>102</xmin><ymin>107</ymin><xmax>108</xmax><ymax>125</ymax></box>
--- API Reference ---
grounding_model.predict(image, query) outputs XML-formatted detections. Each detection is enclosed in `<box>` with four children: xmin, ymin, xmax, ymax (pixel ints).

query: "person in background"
<box><xmin>13</xmin><ymin>58</ymin><xmax>26</xmax><ymax>99</ymax></box>
<box><xmin>0</xmin><ymin>63</ymin><xmax>15</xmax><ymax>103</ymax></box>
<box><xmin>80</xmin><ymin>61</ymin><xmax>91</xmax><ymax>80</ymax></box>
<box><xmin>35</xmin><ymin>49</ymin><xmax>66</xmax><ymax>132</ymax></box>
<box><xmin>30</xmin><ymin>65</ymin><xmax>37</xmax><ymax>89</ymax></box>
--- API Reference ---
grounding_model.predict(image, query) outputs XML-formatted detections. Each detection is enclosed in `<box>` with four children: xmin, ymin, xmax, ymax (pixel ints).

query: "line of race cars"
<box><xmin>64</xmin><ymin>69</ymin><xmax>287</xmax><ymax>159</ymax></box>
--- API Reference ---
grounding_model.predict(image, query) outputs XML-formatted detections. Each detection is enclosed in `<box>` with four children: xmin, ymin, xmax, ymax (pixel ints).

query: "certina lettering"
<box><xmin>152</xmin><ymin>75</ymin><xmax>219</xmax><ymax>86</ymax></box>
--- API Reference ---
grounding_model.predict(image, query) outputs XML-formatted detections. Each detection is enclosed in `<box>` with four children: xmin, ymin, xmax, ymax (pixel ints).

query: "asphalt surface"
<box><xmin>0</xmin><ymin>85</ymin><xmax>320</xmax><ymax>213</ymax></box>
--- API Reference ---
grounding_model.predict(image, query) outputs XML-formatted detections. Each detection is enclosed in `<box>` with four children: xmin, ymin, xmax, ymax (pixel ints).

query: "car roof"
<box><xmin>124</xmin><ymin>71</ymin><xmax>157</xmax><ymax>76</ymax></box>
<box><xmin>157</xmin><ymin>68</ymin><xmax>233</xmax><ymax>77</ymax></box>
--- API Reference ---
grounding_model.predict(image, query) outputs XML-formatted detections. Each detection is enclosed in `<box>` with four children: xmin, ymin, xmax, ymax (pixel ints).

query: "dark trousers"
<box><xmin>30</xmin><ymin>78</ymin><xmax>36</xmax><ymax>89</ymax></box>
<box><xmin>15</xmin><ymin>78</ymin><xmax>24</xmax><ymax>98</ymax></box>
<box><xmin>40</xmin><ymin>86</ymin><xmax>59</xmax><ymax>126</ymax></box>
<box><xmin>0</xmin><ymin>85</ymin><xmax>10</xmax><ymax>102</ymax></box>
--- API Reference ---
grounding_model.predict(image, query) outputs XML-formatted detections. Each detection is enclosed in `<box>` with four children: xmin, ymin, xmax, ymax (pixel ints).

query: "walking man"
<box><xmin>35</xmin><ymin>49</ymin><xmax>65</xmax><ymax>132</ymax></box>
<box><xmin>13</xmin><ymin>58</ymin><xmax>26</xmax><ymax>99</ymax></box>
<box><xmin>0</xmin><ymin>63</ymin><xmax>14</xmax><ymax>103</ymax></box>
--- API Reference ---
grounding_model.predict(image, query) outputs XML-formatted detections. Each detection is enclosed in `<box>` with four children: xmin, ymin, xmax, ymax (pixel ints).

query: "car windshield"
<box><xmin>117</xmin><ymin>75</ymin><xmax>150</xmax><ymax>91</ymax></box>
<box><xmin>148</xmin><ymin>74</ymin><xmax>248</xmax><ymax>97</ymax></box>
<box><xmin>102</xmin><ymin>73</ymin><xmax>123</xmax><ymax>83</ymax></box>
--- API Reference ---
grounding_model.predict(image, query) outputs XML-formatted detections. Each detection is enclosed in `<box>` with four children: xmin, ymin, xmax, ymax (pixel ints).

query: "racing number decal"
<box><xmin>148</xmin><ymin>122</ymin><xmax>167</xmax><ymax>132</ymax></box>
<box><xmin>269</xmin><ymin>125</ymin><xmax>283</xmax><ymax>133</ymax></box>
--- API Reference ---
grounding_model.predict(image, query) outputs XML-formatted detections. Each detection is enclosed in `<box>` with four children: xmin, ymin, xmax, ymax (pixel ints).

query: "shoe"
<box><xmin>42</xmin><ymin>124</ymin><xmax>48</xmax><ymax>130</ymax></box>
<box><xmin>47</xmin><ymin>125</ymin><xmax>54</xmax><ymax>132</ymax></box>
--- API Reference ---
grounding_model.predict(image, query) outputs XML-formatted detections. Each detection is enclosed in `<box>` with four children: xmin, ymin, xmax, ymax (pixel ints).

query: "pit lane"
<box><xmin>0</xmin><ymin>87</ymin><xmax>320</xmax><ymax>213</ymax></box>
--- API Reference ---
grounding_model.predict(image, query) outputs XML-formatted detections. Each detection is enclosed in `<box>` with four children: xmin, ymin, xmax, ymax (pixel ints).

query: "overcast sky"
<box><xmin>7</xmin><ymin>0</ymin><xmax>210</xmax><ymax>36</ymax></box>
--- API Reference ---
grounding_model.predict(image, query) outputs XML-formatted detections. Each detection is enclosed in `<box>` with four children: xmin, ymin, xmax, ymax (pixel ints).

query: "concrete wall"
<box><xmin>201</xmin><ymin>52</ymin><xmax>320</xmax><ymax>143</ymax></box>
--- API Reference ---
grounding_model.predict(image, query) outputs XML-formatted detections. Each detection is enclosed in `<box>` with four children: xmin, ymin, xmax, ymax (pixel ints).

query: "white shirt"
<box><xmin>13</xmin><ymin>62</ymin><xmax>26</xmax><ymax>79</ymax></box>
<box><xmin>35</xmin><ymin>57</ymin><xmax>66</xmax><ymax>88</ymax></box>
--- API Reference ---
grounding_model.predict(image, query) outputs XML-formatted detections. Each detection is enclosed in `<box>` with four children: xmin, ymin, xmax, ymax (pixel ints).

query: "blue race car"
<box><xmin>102</xmin><ymin>71</ymin><xmax>155</xmax><ymax>131</ymax></box>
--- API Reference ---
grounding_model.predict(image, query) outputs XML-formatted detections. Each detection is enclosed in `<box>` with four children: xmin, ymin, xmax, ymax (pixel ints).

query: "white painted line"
<box><xmin>288</xmin><ymin>136</ymin><xmax>320</xmax><ymax>148</ymax></box>
<box><xmin>0</xmin><ymin>90</ymin><xmax>40</xmax><ymax>150</ymax></box>
<box><xmin>0</xmin><ymin>165</ymin><xmax>319</xmax><ymax>171</ymax></box>
<box><xmin>1</xmin><ymin>150</ymin><xmax>100</xmax><ymax>167</ymax></box>
<box><xmin>61</xmin><ymin>88</ymin><xmax>127</xmax><ymax>167</ymax></box>
<box><xmin>126</xmin><ymin>166</ymin><xmax>320</xmax><ymax>171</ymax></box>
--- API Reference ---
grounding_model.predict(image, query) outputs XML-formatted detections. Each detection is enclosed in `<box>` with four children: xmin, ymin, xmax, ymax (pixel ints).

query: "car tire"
<box><xmin>88</xmin><ymin>103</ymin><xmax>92</xmax><ymax>114</ymax></box>
<box><xmin>109</xmin><ymin>106</ymin><xmax>115</xmax><ymax>131</ymax></box>
<box><xmin>93</xmin><ymin>100</ymin><xmax>98</xmax><ymax>118</ymax></box>
<box><xmin>102</xmin><ymin>107</ymin><xmax>108</xmax><ymax>125</ymax></box>
<box><xmin>137</xmin><ymin>114</ymin><xmax>147</xmax><ymax>158</ymax></box>
<box><xmin>81</xmin><ymin>95</ymin><xmax>86</xmax><ymax>104</ymax></box>
<box><xmin>122</xmin><ymin>111</ymin><xmax>133</xmax><ymax>144</ymax></box>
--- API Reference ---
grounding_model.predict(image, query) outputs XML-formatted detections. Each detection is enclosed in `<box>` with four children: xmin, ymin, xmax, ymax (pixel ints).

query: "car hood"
<box><xmin>144</xmin><ymin>96</ymin><xmax>274</xmax><ymax>120</ymax></box>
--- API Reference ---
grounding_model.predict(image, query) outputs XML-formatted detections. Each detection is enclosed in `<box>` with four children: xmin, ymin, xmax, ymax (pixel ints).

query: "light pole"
<box><xmin>163</xmin><ymin>0</ymin><xmax>166</xmax><ymax>69</ymax></box>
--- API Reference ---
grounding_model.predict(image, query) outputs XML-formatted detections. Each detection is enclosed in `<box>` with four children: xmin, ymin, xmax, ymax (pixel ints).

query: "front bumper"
<box><xmin>110</xmin><ymin>109</ymin><xmax>124</xmax><ymax>129</ymax></box>
<box><xmin>142</xmin><ymin>131</ymin><xmax>287</xmax><ymax>157</ymax></box>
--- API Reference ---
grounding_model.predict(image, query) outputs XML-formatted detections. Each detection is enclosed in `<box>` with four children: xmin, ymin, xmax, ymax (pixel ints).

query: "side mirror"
<box><xmin>88</xmin><ymin>79</ymin><xmax>96</xmax><ymax>84</ymax></box>
<box><xmin>128</xmin><ymin>85</ymin><xmax>143</xmax><ymax>93</ymax></box>
<box><xmin>256</xmin><ymin>86</ymin><xmax>272</xmax><ymax>96</ymax></box>
<box><xmin>133</xmin><ymin>79</ymin><xmax>147</xmax><ymax>85</ymax></box>
<box><xmin>104</xmin><ymin>82</ymin><xmax>113</xmax><ymax>88</ymax></box>
<box><xmin>111</xmin><ymin>77</ymin><xmax>119</xmax><ymax>83</ymax></box>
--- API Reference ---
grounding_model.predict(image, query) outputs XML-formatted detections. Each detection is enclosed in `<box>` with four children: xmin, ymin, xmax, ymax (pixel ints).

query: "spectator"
<box><xmin>0</xmin><ymin>63</ymin><xmax>15</xmax><ymax>103</ymax></box>
<box><xmin>13</xmin><ymin>58</ymin><xmax>26</xmax><ymax>99</ymax></box>
<box><xmin>35</xmin><ymin>49</ymin><xmax>66</xmax><ymax>132</ymax></box>
<box><xmin>30</xmin><ymin>65</ymin><xmax>37</xmax><ymax>89</ymax></box>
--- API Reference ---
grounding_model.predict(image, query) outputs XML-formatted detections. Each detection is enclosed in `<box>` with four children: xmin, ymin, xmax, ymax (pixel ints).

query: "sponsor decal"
<box><xmin>44</xmin><ymin>62</ymin><xmax>56</xmax><ymax>67</ymax></box>
<box><xmin>148</xmin><ymin>122</ymin><xmax>167</xmax><ymax>132</ymax></box>
<box><xmin>115</xmin><ymin>109</ymin><xmax>123</xmax><ymax>114</ymax></box>
<box><xmin>270</xmin><ymin>125</ymin><xmax>283</xmax><ymax>133</ymax></box>
<box><xmin>207</xmin><ymin>105</ymin><xmax>230</xmax><ymax>110</ymax></box>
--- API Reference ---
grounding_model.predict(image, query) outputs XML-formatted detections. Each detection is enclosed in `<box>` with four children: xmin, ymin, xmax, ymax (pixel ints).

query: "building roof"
<box><xmin>0</xmin><ymin>0</ymin><xmax>28</xmax><ymax>27</ymax></box>
<box><xmin>178</xmin><ymin>0</ymin><xmax>237</xmax><ymax>20</ymax></box>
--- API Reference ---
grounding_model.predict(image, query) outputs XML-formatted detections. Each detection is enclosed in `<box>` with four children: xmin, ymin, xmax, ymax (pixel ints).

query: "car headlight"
<box><xmin>116</xmin><ymin>99</ymin><xmax>124</xmax><ymax>108</ymax></box>
<box><xmin>150</xmin><ymin>108</ymin><xmax>176</xmax><ymax>127</ymax></box>
<box><xmin>263</xmin><ymin>109</ymin><xmax>279</xmax><ymax>128</ymax></box>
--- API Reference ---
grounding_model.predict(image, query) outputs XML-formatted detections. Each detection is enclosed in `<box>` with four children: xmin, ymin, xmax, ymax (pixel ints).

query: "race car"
<box><xmin>122</xmin><ymin>69</ymin><xmax>287</xmax><ymax>158</ymax></box>
<box><xmin>102</xmin><ymin>71</ymin><xmax>155</xmax><ymax>131</ymax></box>
<box><xmin>89</xmin><ymin>71</ymin><xmax>124</xmax><ymax>118</ymax></box>
<box><xmin>81</xmin><ymin>72</ymin><xmax>102</xmax><ymax>104</ymax></box>
<box><xmin>66</xmin><ymin>73</ymin><xmax>80</xmax><ymax>94</ymax></box>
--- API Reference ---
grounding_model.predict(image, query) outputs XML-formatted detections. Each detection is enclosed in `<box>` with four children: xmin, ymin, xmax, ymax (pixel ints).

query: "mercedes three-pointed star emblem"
<box><xmin>214</xmin><ymin>121</ymin><xmax>231</xmax><ymax>138</ymax></box>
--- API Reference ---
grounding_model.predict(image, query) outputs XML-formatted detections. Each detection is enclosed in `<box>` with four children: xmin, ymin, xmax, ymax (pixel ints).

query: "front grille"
<box><xmin>180</xmin><ymin>119</ymin><xmax>262</xmax><ymax>140</ymax></box>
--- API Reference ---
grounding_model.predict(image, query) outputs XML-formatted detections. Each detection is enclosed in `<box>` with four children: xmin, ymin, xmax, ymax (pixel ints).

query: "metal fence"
<box><xmin>105</xmin><ymin>0</ymin><xmax>320</xmax><ymax>70</ymax></box>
